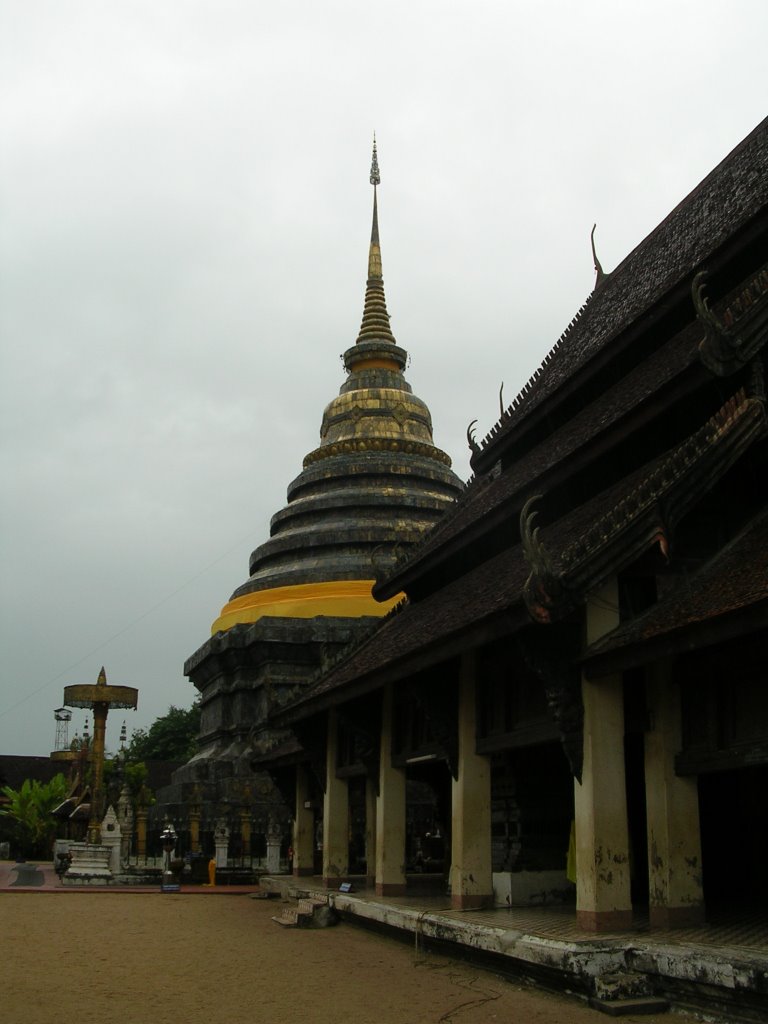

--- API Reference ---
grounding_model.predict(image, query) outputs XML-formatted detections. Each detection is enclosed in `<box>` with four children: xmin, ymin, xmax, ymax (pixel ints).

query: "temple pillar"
<box><xmin>575</xmin><ymin>578</ymin><xmax>632</xmax><ymax>931</ymax></box>
<box><xmin>375</xmin><ymin>682</ymin><xmax>407</xmax><ymax>896</ymax></box>
<box><xmin>645</xmin><ymin>661</ymin><xmax>704</xmax><ymax>928</ymax></box>
<box><xmin>450</xmin><ymin>652</ymin><xmax>492</xmax><ymax>909</ymax></box>
<box><xmin>293</xmin><ymin>764</ymin><xmax>315</xmax><ymax>877</ymax></box>
<box><xmin>189</xmin><ymin>809</ymin><xmax>201</xmax><ymax>853</ymax></box>
<box><xmin>239</xmin><ymin>809</ymin><xmax>252</xmax><ymax>863</ymax></box>
<box><xmin>135</xmin><ymin>807</ymin><xmax>148</xmax><ymax>862</ymax></box>
<box><xmin>322</xmin><ymin>710</ymin><xmax>349</xmax><ymax>885</ymax></box>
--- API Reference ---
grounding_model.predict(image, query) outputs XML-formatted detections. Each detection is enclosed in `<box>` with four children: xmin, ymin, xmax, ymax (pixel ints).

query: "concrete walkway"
<box><xmin>260</xmin><ymin>875</ymin><xmax>768</xmax><ymax>1023</ymax></box>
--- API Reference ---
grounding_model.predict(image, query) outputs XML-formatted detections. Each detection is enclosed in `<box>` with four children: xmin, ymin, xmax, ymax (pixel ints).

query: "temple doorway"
<box><xmin>347</xmin><ymin>775</ymin><xmax>368</xmax><ymax>876</ymax></box>
<box><xmin>490</xmin><ymin>743</ymin><xmax>572</xmax><ymax>877</ymax></box>
<box><xmin>406</xmin><ymin>760</ymin><xmax>451</xmax><ymax>893</ymax></box>
<box><xmin>699</xmin><ymin>765</ymin><xmax>768</xmax><ymax>910</ymax></box>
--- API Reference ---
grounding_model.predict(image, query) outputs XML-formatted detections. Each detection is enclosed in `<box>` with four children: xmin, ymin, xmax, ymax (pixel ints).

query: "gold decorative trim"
<box><xmin>212</xmin><ymin>579</ymin><xmax>404</xmax><ymax>634</ymax></box>
<box><xmin>351</xmin><ymin>357</ymin><xmax>401</xmax><ymax>372</ymax></box>
<box><xmin>303</xmin><ymin>437</ymin><xmax>452</xmax><ymax>468</ymax></box>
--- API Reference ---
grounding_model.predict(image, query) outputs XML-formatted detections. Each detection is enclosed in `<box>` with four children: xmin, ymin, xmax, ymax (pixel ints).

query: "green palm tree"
<box><xmin>0</xmin><ymin>774</ymin><xmax>69</xmax><ymax>858</ymax></box>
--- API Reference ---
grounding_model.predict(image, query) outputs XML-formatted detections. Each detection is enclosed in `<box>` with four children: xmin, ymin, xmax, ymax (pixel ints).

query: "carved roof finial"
<box><xmin>591</xmin><ymin>224</ymin><xmax>606</xmax><ymax>288</ymax></box>
<box><xmin>370</xmin><ymin>133</ymin><xmax>380</xmax><ymax>187</ymax></box>
<box><xmin>367</xmin><ymin>134</ymin><xmax>382</xmax><ymax>279</ymax></box>
<box><xmin>467</xmin><ymin>419</ymin><xmax>480</xmax><ymax>455</ymax></box>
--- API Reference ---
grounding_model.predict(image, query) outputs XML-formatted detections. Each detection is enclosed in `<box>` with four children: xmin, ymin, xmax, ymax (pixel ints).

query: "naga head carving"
<box><xmin>520</xmin><ymin>495</ymin><xmax>562</xmax><ymax>623</ymax></box>
<box><xmin>466</xmin><ymin>418</ymin><xmax>480</xmax><ymax>455</ymax></box>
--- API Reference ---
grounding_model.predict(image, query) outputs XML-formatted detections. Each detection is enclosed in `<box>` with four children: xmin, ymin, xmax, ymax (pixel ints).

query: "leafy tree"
<box><xmin>0</xmin><ymin>774</ymin><xmax>69</xmax><ymax>857</ymax></box>
<box><xmin>126</xmin><ymin>701</ymin><xmax>201</xmax><ymax>762</ymax></box>
<box><xmin>124</xmin><ymin>760</ymin><xmax>150</xmax><ymax>797</ymax></box>
<box><xmin>103</xmin><ymin>757</ymin><xmax>151</xmax><ymax>808</ymax></box>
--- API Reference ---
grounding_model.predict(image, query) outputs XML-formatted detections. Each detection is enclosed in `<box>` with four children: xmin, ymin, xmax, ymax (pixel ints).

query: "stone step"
<box><xmin>271</xmin><ymin>890</ymin><xmax>335</xmax><ymax>929</ymax></box>
<box><xmin>272</xmin><ymin>908</ymin><xmax>300</xmax><ymax>927</ymax></box>
<box><xmin>288</xmin><ymin>888</ymin><xmax>309</xmax><ymax>899</ymax></box>
<box><xmin>589</xmin><ymin>996</ymin><xmax>670</xmax><ymax>1017</ymax></box>
<box><xmin>297</xmin><ymin>898</ymin><xmax>326</xmax><ymax>915</ymax></box>
<box><xmin>593</xmin><ymin>970</ymin><xmax>653</xmax><ymax>1001</ymax></box>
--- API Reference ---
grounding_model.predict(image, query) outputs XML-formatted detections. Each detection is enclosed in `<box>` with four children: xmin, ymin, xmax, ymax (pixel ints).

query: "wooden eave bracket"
<box><xmin>693</xmin><ymin>265</ymin><xmax>768</xmax><ymax>376</ymax></box>
<box><xmin>521</xmin><ymin>388</ymin><xmax>767</xmax><ymax>626</ymax></box>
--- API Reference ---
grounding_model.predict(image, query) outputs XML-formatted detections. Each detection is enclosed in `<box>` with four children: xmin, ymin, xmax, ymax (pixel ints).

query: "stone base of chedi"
<box><xmin>62</xmin><ymin>842</ymin><xmax>113</xmax><ymax>885</ymax></box>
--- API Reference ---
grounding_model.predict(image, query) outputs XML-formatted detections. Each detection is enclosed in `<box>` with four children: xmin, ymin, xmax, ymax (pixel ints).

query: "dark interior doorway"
<box><xmin>406</xmin><ymin>760</ymin><xmax>452</xmax><ymax>892</ymax></box>
<box><xmin>347</xmin><ymin>775</ymin><xmax>367</xmax><ymax>875</ymax></box>
<box><xmin>699</xmin><ymin>765</ymin><xmax>768</xmax><ymax>910</ymax></box>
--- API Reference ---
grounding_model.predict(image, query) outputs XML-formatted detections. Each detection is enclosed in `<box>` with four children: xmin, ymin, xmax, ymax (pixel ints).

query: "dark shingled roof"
<box><xmin>273</xmin><ymin>548</ymin><xmax>529</xmax><ymax>722</ymax></box>
<box><xmin>376</xmin><ymin>316</ymin><xmax>703</xmax><ymax>595</ymax></box>
<box><xmin>375</xmin><ymin>118</ymin><xmax>768</xmax><ymax>597</ymax></box>
<box><xmin>585</xmin><ymin>508</ymin><xmax>768</xmax><ymax>675</ymax></box>
<box><xmin>273</xmin><ymin>442</ymin><xmax>691</xmax><ymax>722</ymax></box>
<box><xmin>275</xmin><ymin>370</ymin><xmax>767</xmax><ymax>724</ymax></box>
<box><xmin>476</xmin><ymin>117</ymin><xmax>768</xmax><ymax>458</ymax></box>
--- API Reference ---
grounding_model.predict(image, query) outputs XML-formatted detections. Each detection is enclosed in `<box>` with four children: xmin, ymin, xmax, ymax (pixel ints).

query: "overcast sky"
<box><xmin>1</xmin><ymin>1</ymin><xmax>765</xmax><ymax>758</ymax></box>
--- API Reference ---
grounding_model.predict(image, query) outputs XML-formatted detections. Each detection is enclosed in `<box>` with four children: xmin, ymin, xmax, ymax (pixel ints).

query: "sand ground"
<box><xmin>1</xmin><ymin>891</ymin><xmax>700</xmax><ymax>1024</ymax></box>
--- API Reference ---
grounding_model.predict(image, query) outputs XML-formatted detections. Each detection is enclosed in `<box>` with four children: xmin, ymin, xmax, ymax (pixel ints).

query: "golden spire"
<box><xmin>356</xmin><ymin>135</ymin><xmax>396</xmax><ymax>346</ymax></box>
<box><xmin>369</xmin><ymin>134</ymin><xmax>381</xmax><ymax>277</ymax></box>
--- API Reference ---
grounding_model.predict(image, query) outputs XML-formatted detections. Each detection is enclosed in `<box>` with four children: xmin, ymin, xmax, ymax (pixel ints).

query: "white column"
<box><xmin>575</xmin><ymin>578</ymin><xmax>632</xmax><ymax>931</ymax></box>
<box><xmin>450</xmin><ymin>652</ymin><xmax>493</xmax><ymax>910</ymax></box>
<box><xmin>375</xmin><ymin>682</ymin><xmax>407</xmax><ymax>896</ymax></box>
<box><xmin>645</xmin><ymin>661</ymin><xmax>704</xmax><ymax>927</ymax></box>
<box><xmin>322</xmin><ymin>710</ymin><xmax>349</xmax><ymax>885</ymax></box>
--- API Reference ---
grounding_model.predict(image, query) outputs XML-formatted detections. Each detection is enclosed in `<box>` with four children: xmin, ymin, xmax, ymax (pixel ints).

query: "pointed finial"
<box><xmin>368</xmin><ymin>134</ymin><xmax>382</xmax><ymax>275</ymax></box>
<box><xmin>97</xmin><ymin>666</ymin><xmax>107</xmax><ymax>685</ymax></box>
<box><xmin>591</xmin><ymin>224</ymin><xmax>606</xmax><ymax>288</ymax></box>
<box><xmin>370</xmin><ymin>133</ymin><xmax>380</xmax><ymax>186</ymax></box>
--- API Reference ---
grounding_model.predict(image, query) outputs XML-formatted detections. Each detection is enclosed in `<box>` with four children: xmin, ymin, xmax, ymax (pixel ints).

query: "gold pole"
<box><xmin>240</xmin><ymin>809</ymin><xmax>252</xmax><ymax>862</ymax></box>
<box><xmin>86</xmin><ymin>699</ymin><xmax>108</xmax><ymax>844</ymax></box>
<box><xmin>189</xmin><ymin>810</ymin><xmax>201</xmax><ymax>853</ymax></box>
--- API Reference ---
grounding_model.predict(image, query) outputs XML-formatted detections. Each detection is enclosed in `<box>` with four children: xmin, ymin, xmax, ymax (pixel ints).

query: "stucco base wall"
<box><xmin>493</xmin><ymin>870</ymin><xmax>573</xmax><ymax>908</ymax></box>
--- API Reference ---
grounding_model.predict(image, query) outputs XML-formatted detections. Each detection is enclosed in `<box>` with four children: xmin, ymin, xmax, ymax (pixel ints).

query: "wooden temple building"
<box><xmin>257</xmin><ymin>119</ymin><xmax>768</xmax><ymax>931</ymax></box>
